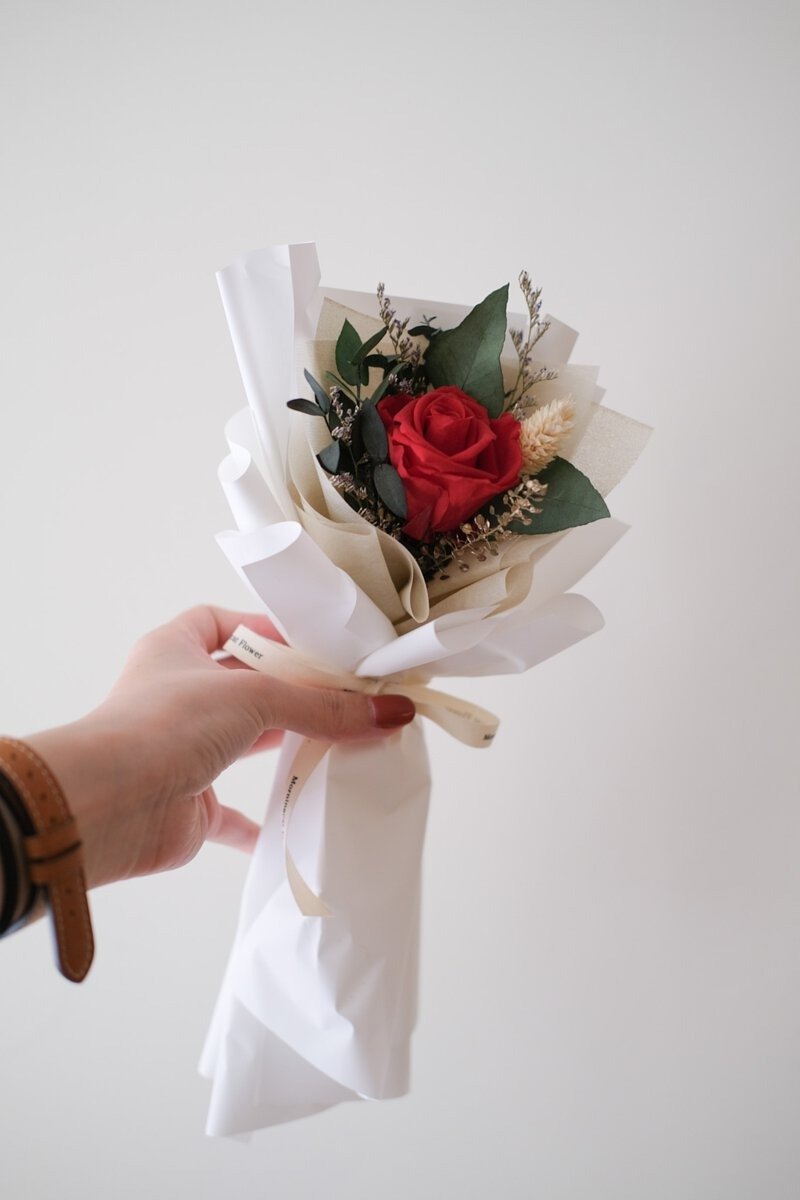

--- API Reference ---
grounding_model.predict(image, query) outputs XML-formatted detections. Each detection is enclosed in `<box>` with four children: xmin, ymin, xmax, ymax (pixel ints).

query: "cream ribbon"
<box><xmin>223</xmin><ymin>625</ymin><xmax>499</xmax><ymax>917</ymax></box>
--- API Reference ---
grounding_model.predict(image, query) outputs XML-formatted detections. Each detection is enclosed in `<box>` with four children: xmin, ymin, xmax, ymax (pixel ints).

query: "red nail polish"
<box><xmin>370</xmin><ymin>695</ymin><xmax>416</xmax><ymax>729</ymax></box>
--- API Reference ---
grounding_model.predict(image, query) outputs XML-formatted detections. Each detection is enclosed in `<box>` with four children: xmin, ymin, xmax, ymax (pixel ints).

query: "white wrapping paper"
<box><xmin>200</xmin><ymin>244</ymin><xmax>650</xmax><ymax>1135</ymax></box>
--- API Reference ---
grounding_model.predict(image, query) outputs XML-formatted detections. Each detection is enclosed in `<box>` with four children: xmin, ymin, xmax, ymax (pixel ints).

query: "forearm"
<box><xmin>24</xmin><ymin>712</ymin><xmax>148</xmax><ymax>890</ymax></box>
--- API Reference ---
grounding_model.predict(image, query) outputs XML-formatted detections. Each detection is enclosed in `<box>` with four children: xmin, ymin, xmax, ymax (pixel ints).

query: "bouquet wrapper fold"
<box><xmin>200</xmin><ymin>244</ymin><xmax>651</xmax><ymax>1136</ymax></box>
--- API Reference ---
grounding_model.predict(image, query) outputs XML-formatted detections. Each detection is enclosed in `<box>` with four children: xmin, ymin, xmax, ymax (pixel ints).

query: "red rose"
<box><xmin>379</xmin><ymin>386</ymin><xmax>523</xmax><ymax>538</ymax></box>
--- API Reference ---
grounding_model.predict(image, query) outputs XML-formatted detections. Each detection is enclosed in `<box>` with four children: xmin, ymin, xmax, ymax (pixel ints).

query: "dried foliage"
<box><xmin>519</xmin><ymin>396</ymin><xmax>576</xmax><ymax>475</ymax></box>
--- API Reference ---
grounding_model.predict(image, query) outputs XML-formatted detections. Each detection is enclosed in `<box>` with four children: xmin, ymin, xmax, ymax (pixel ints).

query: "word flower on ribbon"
<box><xmin>200</xmin><ymin>243</ymin><xmax>651</xmax><ymax>1138</ymax></box>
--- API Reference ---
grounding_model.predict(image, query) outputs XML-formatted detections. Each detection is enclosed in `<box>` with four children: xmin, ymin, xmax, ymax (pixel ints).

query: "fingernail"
<box><xmin>370</xmin><ymin>694</ymin><xmax>416</xmax><ymax>729</ymax></box>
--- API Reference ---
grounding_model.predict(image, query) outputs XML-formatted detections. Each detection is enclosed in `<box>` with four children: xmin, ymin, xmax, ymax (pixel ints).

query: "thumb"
<box><xmin>241</xmin><ymin>673</ymin><xmax>416</xmax><ymax>741</ymax></box>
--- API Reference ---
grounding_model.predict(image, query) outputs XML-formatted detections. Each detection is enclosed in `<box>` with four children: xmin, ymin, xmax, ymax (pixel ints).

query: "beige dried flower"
<box><xmin>519</xmin><ymin>396</ymin><xmax>575</xmax><ymax>475</ymax></box>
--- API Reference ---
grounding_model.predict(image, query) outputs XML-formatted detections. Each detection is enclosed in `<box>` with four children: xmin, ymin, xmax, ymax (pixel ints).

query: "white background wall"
<box><xmin>1</xmin><ymin>2</ymin><xmax>797</xmax><ymax>1197</ymax></box>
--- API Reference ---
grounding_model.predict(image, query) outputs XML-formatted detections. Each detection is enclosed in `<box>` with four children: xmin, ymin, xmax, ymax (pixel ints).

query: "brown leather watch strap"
<box><xmin>0</xmin><ymin>737</ymin><xmax>94</xmax><ymax>982</ymax></box>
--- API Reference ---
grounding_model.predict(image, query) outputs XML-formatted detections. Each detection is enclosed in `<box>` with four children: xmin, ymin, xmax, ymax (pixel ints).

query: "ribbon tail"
<box><xmin>402</xmin><ymin>684</ymin><xmax>499</xmax><ymax>749</ymax></box>
<box><xmin>282</xmin><ymin>737</ymin><xmax>334</xmax><ymax>918</ymax></box>
<box><xmin>286</xmin><ymin>851</ymin><xmax>333</xmax><ymax>918</ymax></box>
<box><xmin>221</xmin><ymin>626</ymin><xmax>500</xmax><ymax>916</ymax></box>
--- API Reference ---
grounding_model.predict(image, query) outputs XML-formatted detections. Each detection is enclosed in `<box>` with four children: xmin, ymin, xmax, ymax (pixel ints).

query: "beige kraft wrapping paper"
<box><xmin>199</xmin><ymin>244</ymin><xmax>651</xmax><ymax>1136</ymax></box>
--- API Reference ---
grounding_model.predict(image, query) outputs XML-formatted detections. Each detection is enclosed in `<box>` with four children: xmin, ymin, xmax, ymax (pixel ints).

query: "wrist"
<box><xmin>24</xmin><ymin>710</ymin><xmax>145</xmax><ymax>889</ymax></box>
<box><xmin>0</xmin><ymin>737</ymin><xmax>95</xmax><ymax>980</ymax></box>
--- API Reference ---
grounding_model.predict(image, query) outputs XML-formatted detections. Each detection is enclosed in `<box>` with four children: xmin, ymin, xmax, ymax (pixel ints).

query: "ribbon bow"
<box><xmin>224</xmin><ymin>625</ymin><xmax>499</xmax><ymax>917</ymax></box>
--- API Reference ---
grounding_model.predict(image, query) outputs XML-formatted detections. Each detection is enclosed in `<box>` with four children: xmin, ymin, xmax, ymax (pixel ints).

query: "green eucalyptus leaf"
<box><xmin>335</xmin><ymin>319</ymin><xmax>362</xmax><ymax>386</ymax></box>
<box><xmin>363</xmin><ymin>353</ymin><xmax>393</xmax><ymax>371</ymax></box>
<box><xmin>287</xmin><ymin>397</ymin><xmax>324</xmax><ymax>417</ymax></box>
<box><xmin>303</xmin><ymin>369</ymin><xmax>331</xmax><ymax>413</ymax></box>
<box><xmin>353</xmin><ymin>327</ymin><xmax>388</xmax><ymax>364</ymax></box>
<box><xmin>424</xmin><ymin>284</ymin><xmax>509</xmax><ymax>417</ymax></box>
<box><xmin>361</xmin><ymin>401</ymin><xmax>389</xmax><ymax>461</ymax></box>
<box><xmin>408</xmin><ymin>324</ymin><xmax>437</xmax><ymax>339</ymax></box>
<box><xmin>373</xmin><ymin>462</ymin><xmax>407</xmax><ymax>519</ymax></box>
<box><xmin>510</xmin><ymin>458</ymin><xmax>609</xmax><ymax>535</ymax></box>
<box><xmin>325</xmin><ymin>371</ymin><xmax>358</xmax><ymax>403</ymax></box>
<box><xmin>350</xmin><ymin>410</ymin><xmax>364</xmax><ymax>461</ymax></box>
<box><xmin>339</xmin><ymin>443</ymin><xmax>356</xmax><ymax>475</ymax></box>
<box><xmin>369</xmin><ymin>369</ymin><xmax>400</xmax><ymax>406</ymax></box>
<box><xmin>317</xmin><ymin>441</ymin><xmax>342</xmax><ymax>473</ymax></box>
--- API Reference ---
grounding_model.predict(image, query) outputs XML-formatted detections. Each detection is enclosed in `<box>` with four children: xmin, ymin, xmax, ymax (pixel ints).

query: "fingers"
<box><xmin>167</xmin><ymin>606</ymin><xmax>282</xmax><ymax>655</ymax></box>
<box><xmin>216</xmin><ymin>654</ymin><xmax>260</xmax><ymax>672</ymax></box>
<box><xmin>240</xmin><ymin>673</ymin><xmax>416</xmax><ymax>742</ymax></box>
<box><xmin>205</xmin><ymin>796</ymin><xmax>260</xmax><ymax>854</ymax></box>
<box><xmin>247</xmin><ymin>728</ymin><xmax>284</xmax><ymax>755</ymax></box>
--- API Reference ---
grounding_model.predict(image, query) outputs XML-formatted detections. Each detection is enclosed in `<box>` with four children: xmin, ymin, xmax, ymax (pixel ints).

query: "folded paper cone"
<box><xmin>201</xmin><ymin>243</ymin><xmax>651</xmax><ymax>1135</ymax></box>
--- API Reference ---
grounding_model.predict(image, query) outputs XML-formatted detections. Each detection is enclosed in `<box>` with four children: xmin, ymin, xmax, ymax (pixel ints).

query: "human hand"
<box><xmin>25</xmin><ymin>606</ymin><xmax>415</xmax><ymax>889</ymax></box>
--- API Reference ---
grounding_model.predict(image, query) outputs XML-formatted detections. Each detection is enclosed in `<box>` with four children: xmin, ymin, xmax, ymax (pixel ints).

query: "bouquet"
<box><xmin>199</xmin><ymin>243</ymin><xmax>650</xmax><ymax>1136</ymax></box>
